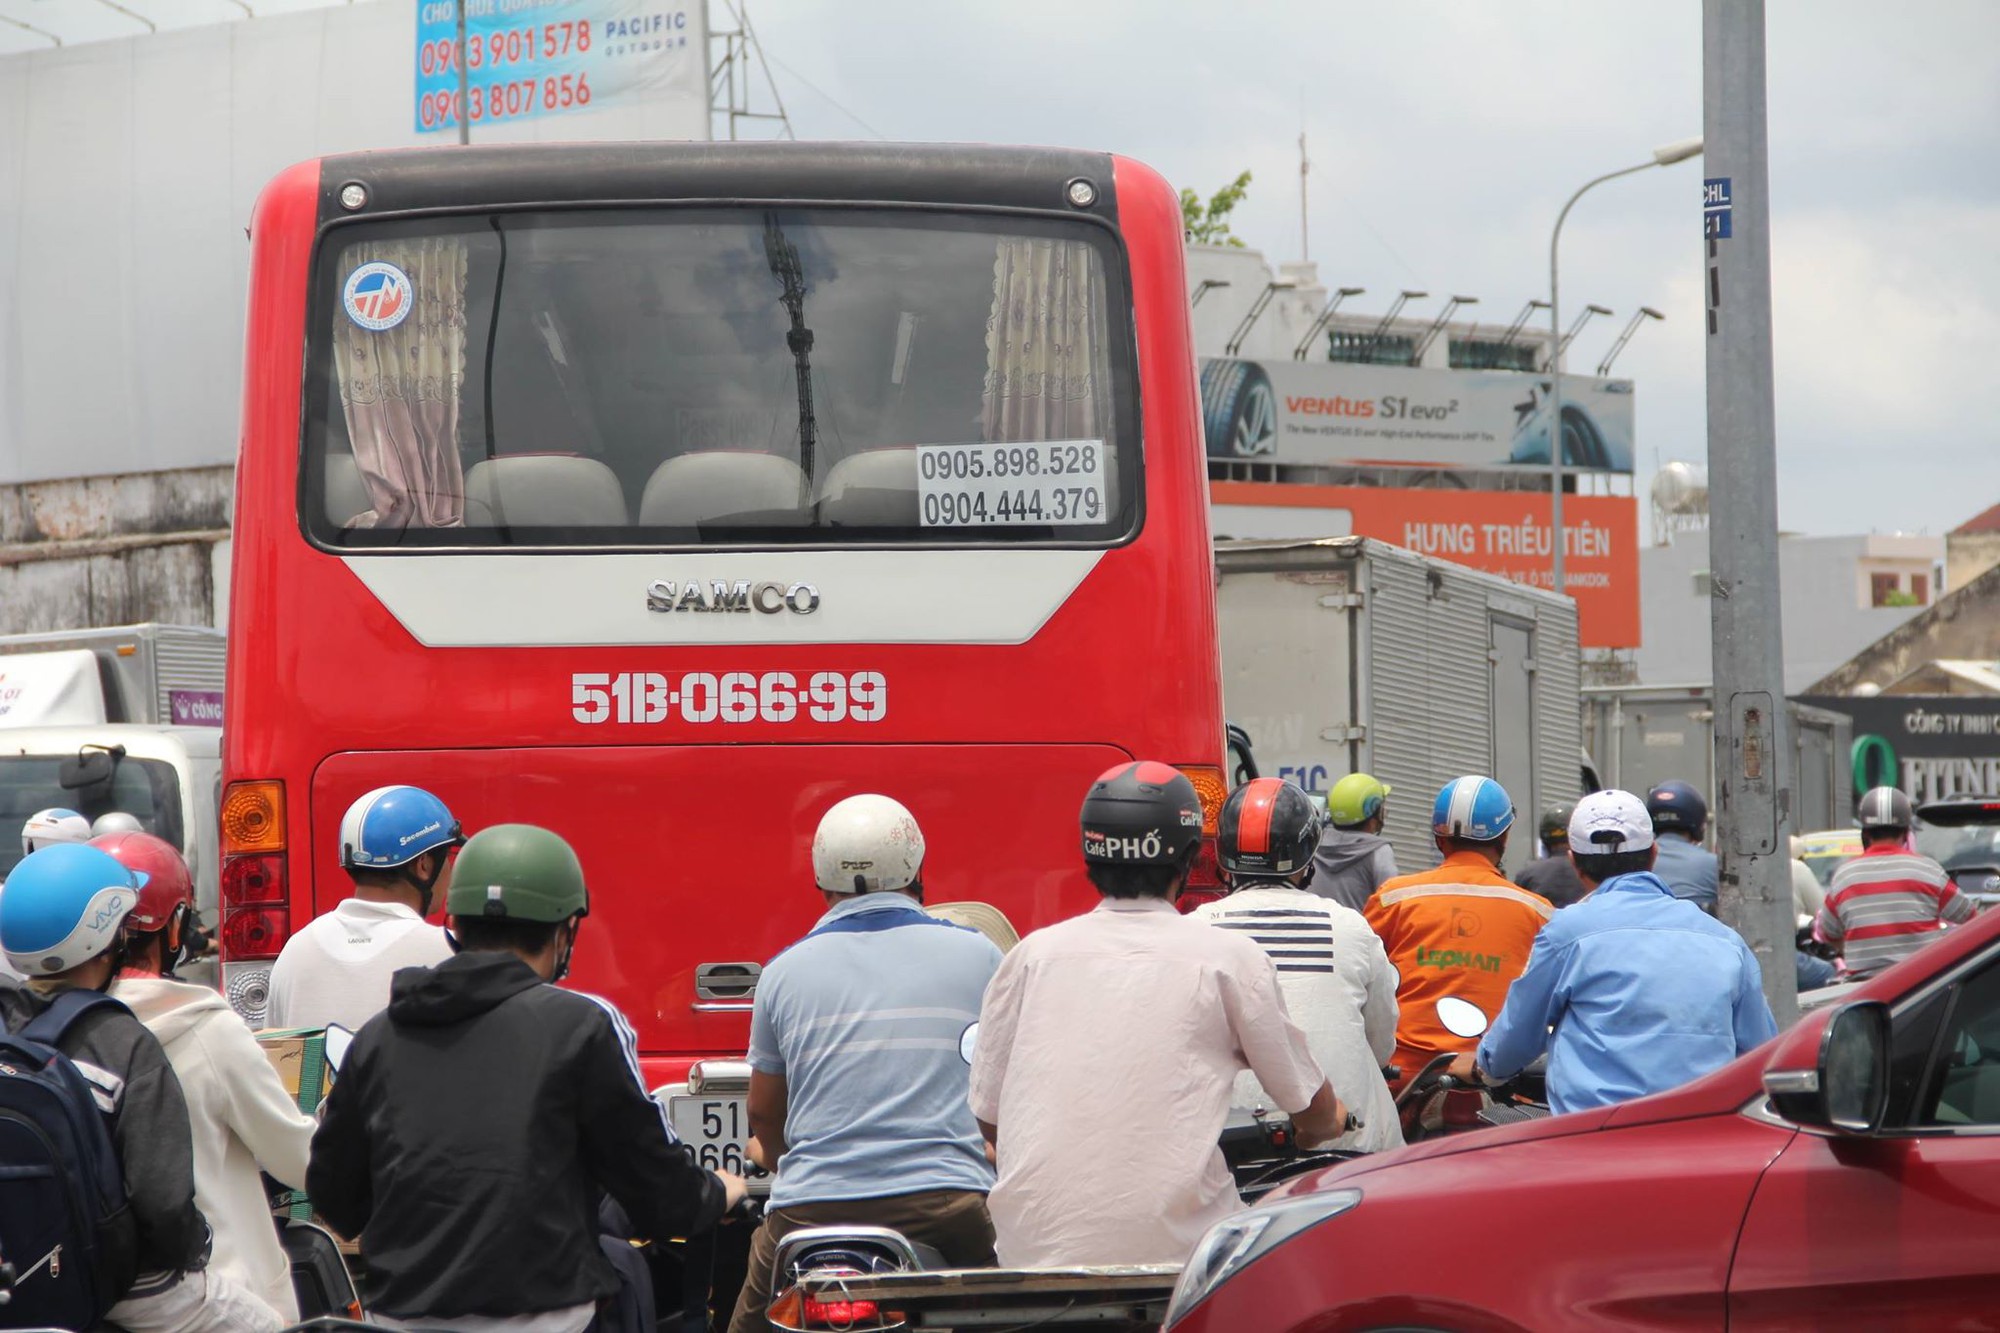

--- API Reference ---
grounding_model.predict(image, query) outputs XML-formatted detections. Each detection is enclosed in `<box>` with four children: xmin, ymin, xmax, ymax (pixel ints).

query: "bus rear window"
<box><xmin>303</xmin><ymin>209</ymin><xmax>1138</xmax><ymax>548</ymax></box>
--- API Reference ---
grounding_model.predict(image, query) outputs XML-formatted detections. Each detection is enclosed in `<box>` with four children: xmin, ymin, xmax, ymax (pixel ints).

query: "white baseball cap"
<box><xmin>1569</xmin><ymin>790</ymin><xmax>1656</xmax><ymax>855</ymax></box>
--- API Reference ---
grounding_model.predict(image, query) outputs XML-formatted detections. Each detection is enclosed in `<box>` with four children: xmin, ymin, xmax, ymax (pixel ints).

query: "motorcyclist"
<box><xmin>1646</xmin><ymin>781</ymin><xmax>1719</xmax><ymax>915</ymax></box>
<box><xmin>1457</xmin><ymin>790</ymin><xmax>1778</xmax><ymax>1112</ymax></box>
<box><xmin>1364</xmin><ymin>777</ymin><xmax>1555</xmax><ymax>1094</ymax></box>
<box><xmin>968</xmin><ymin>762</ymin><xmax>1345</xmax><ymax>1266</ymax></box>
<box><xmin>103</xmin><ymin>831</ymin><xmax>317</xmax><ymax>1322</ymax></box>
<box><xmin>309</xmin><ymin>823</ymin><xmax>743</xmax><ymax>1330</ymax></box>
<box><xmin>1816</xmin><ymin>786</ymin><xmax>1973</xmax><ymax>978</ymax></box>
<box><xmin>1311</xmin><ymin>773</ymin><xmax>1399</xmax><ymax>911</ymax></box>
<box><xmin>1190</xmin><ymin>778</ymin><xmax>1402</xmax><ymax>1153</ymax></box>
<box><xmin>21</xmin><ymin>806</ymin><xmax>92</xmax><ymax>853</ymax></box>
<box><xmin>1516</xmin><ymin>802</ymin><xmax>1587</xmax><ymax>908</ymax></box>
<box><xmin>0</xmin><ymin>844</ymin><xmax>283</xmax><ymax>1331</ymax></box>
<box><xmin>730</xmin><ymin>795</ymin><xmax>1003</xmax><ymax>1333</ymax></box>
<box><xmin>266</xmin><ymin>784</ymin><xmax>461</xmax><ymax>1031</ymax></box>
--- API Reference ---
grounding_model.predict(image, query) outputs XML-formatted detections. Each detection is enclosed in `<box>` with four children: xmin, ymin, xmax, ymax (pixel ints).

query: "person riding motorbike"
<box><xmin>266</xmin><ymin>784</ymin><xmax>462</xmax><ymax>1031</ymax></box>
<box><xmin>1646</xmin><ymin>781</ymin><xmax>1719</xmax><ymax>915</ymax></box>
<box><xmin>1364</xmin><ymin>777</ymin><xmax>1555</xmax><ymax>1095</ymax></box>
<box><xmin>21</xmin><ymin>806</ymin><xmax>93</xmax><ymax>855</ymax></box>
<box><xmin>102</xmin><ymin>831</ymin><xmax>317</xmax><ymax>1322</ymax></box>
<box><xmin>1516</xmin><ymin>802</ymin><xmax>1586</xmax><ymax>909</ymax></box>
<box><xmin>730</xmin><ymin>795</ymin><xmax>1003</xmax><ymax>1333</ymax></box>
<box><xmin>0</xmin><ymin>843</ymin><xmax>283</xmax><ymax>1331</ymax></box>
<box><xmin>1816</xmin><ymin>786</ymin><xmax>1973</xmax><ymax>979</ymax></box>
<box><xmin>1455</xmin><ymin>789</ymin><xmax>1778</xmax><ymax>1113</ymax></box>
<box><xmin>1191</xmin><ymin>778</ymin><xmax>1402</xmax><ymax>1153</ymax></box>
<box><xmin>308</xmin><ymin>823</ymin><xmax>743</xmax><ymax>1331</ymax></box>
<box><xmin>1311</xmin><ymin>773</ymin><xmax>1399</xmax><ymax>911</ymax></box>
<box><xmin>968</xmin><ymin>762</ymin><xmax>1346</xmax><ymax>1266</ymax></box>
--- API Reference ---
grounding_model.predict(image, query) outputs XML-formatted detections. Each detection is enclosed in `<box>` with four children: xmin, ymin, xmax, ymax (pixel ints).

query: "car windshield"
<box><xmin>0</xmin><ymin>755</ymin><xmax>184</xmax><ymax>878</ymax></box>
<box><xmin>1916</xmin><ymin>822</ymin><xmax>2000</xmax><ymax>874</ymax></box>
<box><xmin>302</xmin><ymin>208</ymin><xmax>1137</xmax><ymax>549</ymax></box>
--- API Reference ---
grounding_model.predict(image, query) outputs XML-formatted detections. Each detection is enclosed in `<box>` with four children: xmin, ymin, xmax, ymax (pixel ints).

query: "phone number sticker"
<box><xmin>571</xmin><ymin>671</ymin><xmax>886</xmax><ymax>726</ymax></box>
<box><xmin>915</xmin><ymin>440</ymin><xmax>1109</xmax><ymax>528</ymax></box>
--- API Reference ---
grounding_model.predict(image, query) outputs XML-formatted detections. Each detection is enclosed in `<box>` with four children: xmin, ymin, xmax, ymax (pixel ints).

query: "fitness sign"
<box><xmin>1198</xmin><ymin>357</ymin><xmax>1637</xmax><ymax>475</ymax></box>
<box><xmin>1797</xmin><ymin>695</ymin><xmax>2000</xmax><ymax>807</ymax></box>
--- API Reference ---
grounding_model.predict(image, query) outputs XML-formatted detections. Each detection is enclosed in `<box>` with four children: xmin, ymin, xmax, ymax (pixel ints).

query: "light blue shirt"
<box><xmin>749</xmin><ymin>893</ymin><xmax>1002</xmax><ymax>1207</ymax></box>
<box><xmin>1477</xmin><ymin>871</ymin><xmax>1778</xmax><ymax>1114</ymax></box>
<box><xmin>1651</xmin><ymin>834</ymin><xmax>1719</xmax><ymax>913</ymax></box>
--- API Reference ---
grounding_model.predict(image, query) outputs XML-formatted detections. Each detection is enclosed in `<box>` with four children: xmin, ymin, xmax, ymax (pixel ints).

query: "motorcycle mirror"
<box><xmin>323</xmin><ymin>1024</ymin><xmax>356</xmax><ymax>1074</ymax></box>
<box><xmin>1436</xmin><ymin>996</ymin><xmax>1490</xmax><ymax>1039</ymax></box>
<box><xmin>959</xmin><ymin>1022</ymin><xmax>979</xmax><ymax>1065</ymax></box>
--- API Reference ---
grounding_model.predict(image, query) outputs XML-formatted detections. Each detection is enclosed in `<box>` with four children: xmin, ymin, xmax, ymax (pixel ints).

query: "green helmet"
<box><xmin>1326</xmin><ymin>773</ymin><xmax>1391</xmax><ymax>828</ymax></box>
<box><xmin>445</xmin><ymin>824</ymin><xmax>588</xmax><ymax>923</ymax></box>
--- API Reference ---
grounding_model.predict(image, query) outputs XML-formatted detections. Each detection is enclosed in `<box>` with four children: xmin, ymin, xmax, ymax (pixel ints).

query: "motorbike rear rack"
<box><xmin>792</xmin><ymin>1263</ymin><xmax>1183</xmax><ymax>1327</ymax></box>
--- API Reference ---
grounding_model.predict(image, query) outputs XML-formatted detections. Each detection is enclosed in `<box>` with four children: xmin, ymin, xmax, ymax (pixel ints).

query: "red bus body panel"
<box><xmin>227</xmin><ymin>147</ymin><xmax>1221</xmax><ymax>1073</ymax></box>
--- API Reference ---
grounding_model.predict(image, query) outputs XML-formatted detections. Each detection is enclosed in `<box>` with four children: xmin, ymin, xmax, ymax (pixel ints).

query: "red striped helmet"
<box><xmin>1218</xmin><ymin>778</ymin><xmax>1324</xmax><ymax>880</ymax></box>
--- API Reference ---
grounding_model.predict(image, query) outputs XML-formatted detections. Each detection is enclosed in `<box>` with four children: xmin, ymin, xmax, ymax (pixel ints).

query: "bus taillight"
<box><xmin>1177</xmin><ymin>765</ymin><xmax>1229</xmax><ymax>910</ymax></box>
<box><xmin>220</xmin><ymin>779</ymin><xmax>290</xmax><ymax>1024</ymax></box>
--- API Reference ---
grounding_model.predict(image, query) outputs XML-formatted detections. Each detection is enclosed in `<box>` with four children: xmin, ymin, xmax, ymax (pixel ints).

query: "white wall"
<box><xmin>0</xmin><ymin>0</ymin><xmax>707</xmax><ymax>486</ymax></box>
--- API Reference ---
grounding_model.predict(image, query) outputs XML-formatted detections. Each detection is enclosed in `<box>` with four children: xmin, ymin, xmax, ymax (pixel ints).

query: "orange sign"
<box><xmin>1210</xmin><ymin>482</ymin><xmax>1641</xmax><ymax>649</ymax></box>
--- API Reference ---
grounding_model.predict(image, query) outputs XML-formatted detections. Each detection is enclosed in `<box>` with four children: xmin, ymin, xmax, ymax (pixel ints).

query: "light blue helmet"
<box><xmin>338</xmin><ymin>786</ymin><xmax>462</xmax><ymax>871</ymax></box>
<box><xmin>1</xmin><ymin>843</ymin><xmax>149</xmax><ymax>977</ymax></box>
<box><xmin>1432</xmin><ymin>776</ymin><xmax>1515</xmax><ymax>844</ymax></box>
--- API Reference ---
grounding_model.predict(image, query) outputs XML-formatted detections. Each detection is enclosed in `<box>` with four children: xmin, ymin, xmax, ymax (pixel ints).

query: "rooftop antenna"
<box><xmin>1292</xmin><ymin>286</ymin><xmax>1365</xmax><ymax>360</ymax></box>
<box><xmin>710</xmin><ymin>1</ymin><xmax>796</xmax><ymax>140</ymax></box>
<box><xmin>1298</xmin><ymin>102</ymin><xmax>1310</xmax><ymax>262</ymax></box>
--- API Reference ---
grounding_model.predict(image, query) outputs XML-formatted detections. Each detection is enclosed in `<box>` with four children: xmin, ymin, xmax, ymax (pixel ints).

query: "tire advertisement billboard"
<box><xmin>1200</xmin><ymin>358</ymin><xmax>1637</xmax><ymax>474</ymax></box>
<box><xmin>1796</xmin><ymin>695</ymin><xmax>2000</xmax><ymax>808</ymax></box>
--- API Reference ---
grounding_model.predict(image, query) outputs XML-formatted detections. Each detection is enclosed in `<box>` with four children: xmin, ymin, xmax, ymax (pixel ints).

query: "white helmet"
<box><xmin>91</xmin><ymin>812</ymin><xmax>145</xmax><ymax>837</ymax></box>
<box><xmin>22</xmin><ymin>808</ymin><xmax>92</xmax><ymax>857</ymax></box>
<box><xmin>812</xmin><ymin>795</ymin><xmax>925</xmax><ymax>895</ymax></box>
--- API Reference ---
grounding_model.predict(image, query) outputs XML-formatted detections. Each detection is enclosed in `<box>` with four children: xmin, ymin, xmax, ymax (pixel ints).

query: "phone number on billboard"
<box><xmin>916</xmin><ymin>441</ymin><xmax>1110</xmax><ymax>529</ymax></box>
<box><xmin>570</xmin><ymin>671</ymin><xmax>886</xmax><ymax>725</ymax></box>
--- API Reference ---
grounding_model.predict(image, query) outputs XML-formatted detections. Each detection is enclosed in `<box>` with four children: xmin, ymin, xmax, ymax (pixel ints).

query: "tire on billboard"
<box><xmin>1201</xmin><ymin>360</ymin><xmax>1276</xmax><ymax>459</ymax></box>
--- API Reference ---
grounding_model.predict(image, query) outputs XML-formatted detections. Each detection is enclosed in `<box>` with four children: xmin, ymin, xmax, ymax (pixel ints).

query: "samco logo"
<box><xmin>1416</xmin><ymin>946</ymin><xmax>1503</xmax><ymax>973</ymax></box>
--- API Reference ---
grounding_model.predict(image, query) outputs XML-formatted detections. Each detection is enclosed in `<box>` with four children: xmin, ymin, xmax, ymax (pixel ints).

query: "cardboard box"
<box><xmin>256</xmin><ymin>1027</ymin><xmax>333</xmax><ymax>1115</ymax></box>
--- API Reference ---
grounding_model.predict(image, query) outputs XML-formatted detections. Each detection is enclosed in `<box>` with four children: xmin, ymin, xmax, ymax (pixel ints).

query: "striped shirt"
<box><xmin>1816</xmin><ymin>842</ymin><xmax>1974</xmax><ymax>977</ymax></box>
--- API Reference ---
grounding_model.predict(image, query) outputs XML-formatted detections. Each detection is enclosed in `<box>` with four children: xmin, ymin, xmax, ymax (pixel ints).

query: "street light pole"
<box><xmin>1547</xmin><ymin>138</ymin><xmax>1702</xmax><ymax>593</ymax></box>
<box><xmin>455</xmin><ymin>0</ymin><xmax>472</xmax><ymax>147</ymax></box>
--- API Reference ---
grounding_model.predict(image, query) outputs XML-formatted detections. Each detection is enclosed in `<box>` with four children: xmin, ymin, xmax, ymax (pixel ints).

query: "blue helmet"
<box><xmin>1</xmin><ymin>843</ymin><xmax>148</xmax><ymax>977</ymax></box>
<box><xmin>1645</xmin><ymin>781</ymin><xmax>1708</xmax><ymax>838</ymax></box>
<box><xmin>339</xmin><ymin>786</ymin><xmax>462</xmax><ymax>871</ymax></box>
<box><xmin>1432</xmin><ymin>776</ymin><xmax>1515</xmax><ymax>843</ymax></box>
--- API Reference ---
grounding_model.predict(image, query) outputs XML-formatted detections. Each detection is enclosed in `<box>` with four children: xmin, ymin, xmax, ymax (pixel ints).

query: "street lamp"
<box><xmin>1191</xmin><ymin>279</ymin><xmax>1232</xmax><ymax>307</ymax></box>
<box><xmin>1556</xmin><ymin>303</ymin><xmax>1613</xmax><ymax>360</ymax></box>
<box><xmin>1597</xmin><ymin>306</ymin><xmax>1666</xmax><ymax>376</ymax></box>
<box><xmin>1547</xmin><ymin>136</ymin><xmax>1702</xmax><ymax>595</ymax></box>
<box><xmin>1413</xmin><ymin>295</ymin><xmax>1479</xmax><ymax>365</ymax></box>
<box><xmin>1292</xmin><ymin>286</ymin><xmax>1365</xmax><ymax>360</ymax></box>
<box><xmin>1224</xmin><ymin>280</ymin><xmax>1297</xmax><ymax>357</ymax></box>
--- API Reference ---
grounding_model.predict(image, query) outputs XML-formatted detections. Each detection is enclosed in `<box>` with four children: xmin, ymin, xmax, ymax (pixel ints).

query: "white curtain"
<box><xmin>331</xmin><ymin>237</ymin><xmax>469</xmax><ymax>528</ymax></box>
<box><xmin>980</xmin><ymin>237</ymin><xmax>1112</xmax><ymax>442</ymax></box>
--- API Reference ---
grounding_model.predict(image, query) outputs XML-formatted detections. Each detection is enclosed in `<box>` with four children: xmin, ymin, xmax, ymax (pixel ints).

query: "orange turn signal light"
<box><xmin>1177</xmin><ymin>765</ymin><xmax>1229</xmax><ymax>837</ymax></box>
<box><xmin>221</xmin><ymin>780</ymin><xmax>287</xmax><ymax>854</ymax></box>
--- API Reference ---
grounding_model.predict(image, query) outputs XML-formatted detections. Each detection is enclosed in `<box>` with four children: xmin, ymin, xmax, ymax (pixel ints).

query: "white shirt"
<box><xmin>1191</xmin><ymin>886</ymin><xmax>1404</xmax><ymax>1153</ymax></box>
<box><xmin>265</xmin><ymin>898</ymin><xmax>451</xmax><ymax>1032</ymax></box>
<box><xmin>112</xmin><ymin>975</ymin><xmax>317</xmax><ymax>1319</ymax></box>
<box><xmin>968</xmin><ymin>896</ymin><xmax>1327</xmax><ymax>1267</ymax></box>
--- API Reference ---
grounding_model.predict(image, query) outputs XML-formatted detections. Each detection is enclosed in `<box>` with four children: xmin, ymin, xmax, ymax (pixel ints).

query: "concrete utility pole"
<box><xmin>1704</xmin><ymin>0</ymin><xmax>1796</xmax><ymax>1024</ymax></box>
<box><xmin>455</xmin><ymin>0</ymin><xmax>471</xmax><ymax>147</ymax></box>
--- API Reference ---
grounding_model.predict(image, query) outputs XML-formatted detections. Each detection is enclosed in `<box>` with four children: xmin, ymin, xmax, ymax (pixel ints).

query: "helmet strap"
<box><xmin>551</xmin><ymin>917</ymin><xmax>581</xmax><ymax>983</ymax></box>
<box><xmin>96</xmin><ymin>928</ymin><xmax>133</xmax><ymax>993</ymax></box>
<box><xmin>407</xmin><ymin>852</ymin><xmax>448</xmax><ymax>917</ymax></box>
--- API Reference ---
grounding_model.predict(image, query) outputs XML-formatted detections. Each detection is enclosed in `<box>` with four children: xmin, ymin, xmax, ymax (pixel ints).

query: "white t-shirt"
<box><xmin>1192</xmin><ymin>886</ymin><xmax>1404</xmax><ymax>1153</ymax></box>
<box><xmin>265</xmin><ymin>898</ymin><xmax>451</xmax><ymax>1032</ymax></box>
<box><xmin>968</xmin><ymin>896</ymin><xmax>1326</xmax><ymax>1267</ymax></box>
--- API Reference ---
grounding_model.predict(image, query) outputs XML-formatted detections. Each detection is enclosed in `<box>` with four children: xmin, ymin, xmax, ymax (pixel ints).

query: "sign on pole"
<box><xmin>414</xmin><ymin>1</ymin><xmax>703</xmax><ymax>136</ymax></box>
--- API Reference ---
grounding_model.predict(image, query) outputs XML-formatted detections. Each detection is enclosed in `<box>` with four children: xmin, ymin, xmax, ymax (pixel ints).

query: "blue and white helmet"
<box><xmin>22</xmin><ymin>808</ymin><xmax>93</xmax><ymax>857</ymax></box>
<box><xmin>339</xmin><ymin>786</ymin><xmax>462</xmax><ymax>871</ymax></box>
<box><xmin>1</xmin><ymin>843</ymin><xmax>148</xmax><ymax>977</ymax></box>
<box><xmin>1432</xmin><ymin>776</ymin><xmax>1515</xmax><ymax>844</ymax></box>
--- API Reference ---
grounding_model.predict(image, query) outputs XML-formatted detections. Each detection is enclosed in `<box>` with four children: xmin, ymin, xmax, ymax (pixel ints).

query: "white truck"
<box><xmin>0</xmin><ymin>625</ymin><xmax>225</xmax><ymax>938</ymax></box>
<box><xmin>1217</xmin><ymin>537</ymin><xmax>1585</xmax><ymax>878</ymax></box>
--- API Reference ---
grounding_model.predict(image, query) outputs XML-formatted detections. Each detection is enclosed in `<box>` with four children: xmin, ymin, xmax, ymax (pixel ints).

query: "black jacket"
<box><xmin>308</xmin><ymin>951</ymin><xmax>726</xmax><ymax>1320</ymax></box>
<box><xmin>0</xmin><ymin>980</ymin><xmax>208</xmax><ymax>1284</ymax></box>
<box><xmin>1517</xmin><ymin>853</ymin><xmax>1588</xmax><ymax>910</ymax></box>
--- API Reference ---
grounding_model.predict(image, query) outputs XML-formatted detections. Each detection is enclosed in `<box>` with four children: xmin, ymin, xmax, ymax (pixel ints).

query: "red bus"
<box><xmin>221</xmin><ymin>141</ymin><xmax>1223</xmax><ymax>1159</ymax></box>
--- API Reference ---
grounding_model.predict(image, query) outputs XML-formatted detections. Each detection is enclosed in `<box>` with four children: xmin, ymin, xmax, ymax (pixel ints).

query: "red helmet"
<box><xmin>90</xmin><ymin>832</ymin><xmax>193</xmax><ymax>932</ymax></box>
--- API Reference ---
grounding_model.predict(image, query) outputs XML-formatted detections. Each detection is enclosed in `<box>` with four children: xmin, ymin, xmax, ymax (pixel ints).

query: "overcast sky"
<box><xmin>743</xmin><ymin>0</ymin><xmax>1999</xmax><ymax>538</ymax></box>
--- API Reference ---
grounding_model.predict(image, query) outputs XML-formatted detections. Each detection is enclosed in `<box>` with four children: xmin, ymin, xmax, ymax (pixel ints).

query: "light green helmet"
<box><xmin>1326</xmin><ymin>773</ymin><xmax>1391</xmax><ymax>828</ymax></box>
<box><xmin>444</xmin><ymin>824</ymin><xmax>588</xmax><ymax>924</ymax></box>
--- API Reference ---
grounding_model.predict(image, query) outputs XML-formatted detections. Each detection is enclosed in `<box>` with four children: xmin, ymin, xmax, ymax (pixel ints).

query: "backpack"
<box><xmin>0</xmin><ymin>989</ymin><xmax>138</xmax><ymax>1329</ymax></box>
